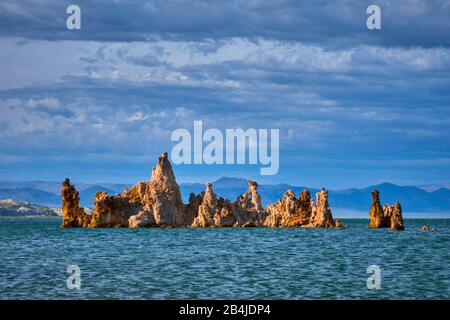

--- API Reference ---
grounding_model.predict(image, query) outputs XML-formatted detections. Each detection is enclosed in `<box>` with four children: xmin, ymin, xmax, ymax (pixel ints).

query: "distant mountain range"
<box><xmin>180</xmin><ymin>178</ymin><xmax>450</xmax><ymax>216</ymax></box>
<box><xmin>1</xmin><ymin>178</ymin><xmax>449</xmax><ymax>217</ymax></box>
<box><xmin>0</xmin><ymin>181</ymin><xmax>129</xmax><ymax>207</ymax></box>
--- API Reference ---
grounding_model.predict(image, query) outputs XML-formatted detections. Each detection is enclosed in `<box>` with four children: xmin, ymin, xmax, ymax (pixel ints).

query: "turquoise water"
<box><xmin>0</xmin><ymin>218</ymin><xmax>449</xmax><ymax>300</ymax></box>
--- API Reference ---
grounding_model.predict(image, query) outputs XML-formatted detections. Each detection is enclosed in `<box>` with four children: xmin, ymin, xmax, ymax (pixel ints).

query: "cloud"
<box><xmin>3</xmin><ymin>37</ymin><xmax>450</xmax><ymax>94</ymax></box>
<box><xmin>1</xmin><ymin>0</ymin><xmax>450</xmax><ymax>47</ymax></box>
<box><xmin>125</xmin><ymin>111</ymin><xmax>149</xmax><ymax>122</ymax></box>
<box><xmin>1</xmin><ymin>38</ymin><xmax>449</xmax><ymax>147</ymax></box>
<box><xmin>25</xmin><ymin>97</ymin><xmax>61</xmax><ymax>112</ymax></box>
<box><xmin>0</xmin><ymin>2</ymin><xmax>450</xmax><ymax>186</ymax></box>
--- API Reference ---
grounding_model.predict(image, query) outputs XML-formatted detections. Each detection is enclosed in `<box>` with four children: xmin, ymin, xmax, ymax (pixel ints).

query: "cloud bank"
<box><xmin>0</xmin><ymin>1</ymin><xmax>449</xmax><ymax>188</ymax></box>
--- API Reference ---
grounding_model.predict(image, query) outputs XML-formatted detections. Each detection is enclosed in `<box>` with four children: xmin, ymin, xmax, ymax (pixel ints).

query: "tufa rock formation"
<box><xmin>390</xmin><ymin>202</ymin><xmax>404</xmax><ymax>231</ymax></box>
<box><xmin>335</xmin><ymin>220</ymin><xmax>344</xmax><ymax>228</ymax></box>
<box><xmin>192</xmin><ymin>183</ymin><xmax>237</xmax><ymax>227</ymax></box>
<box><xmin>61</xmin><ymin>152</ymin><xmax>344</xmax><ymax>228</ymax></box>
<box><xmin>368</xmin><ymin>189</ymin><xmax>404</xmax><ymax>230</ymax></box>
<box><xmin>264</xmin><ymin>188</ymin><xmax>339</xmax><ymax>228</ymax></box>
<box><xmin>61</xmin><ymin>178</ymin><xmax>91</xmax><ymax>227</ymax></box>
<box><xmin>62</xmin><ymin>152</ymin><xmax>189</xmax><ymax>228</ymax></box>
<box><xmin>368</xmin><ymin>190</ymin><xmax>387</xmax><ymax>228</ymax></box>
<box><xmin>308</xmin><ymin>189</ymin><xmax>336</xmax><ymax>228</ymax></box>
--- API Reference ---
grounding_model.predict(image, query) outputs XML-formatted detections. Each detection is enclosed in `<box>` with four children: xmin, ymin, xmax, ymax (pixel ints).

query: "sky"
<box><xmin>0</xmin><ymin>0</ymin><xmax>450</xmax><ymax>189</ymax></box>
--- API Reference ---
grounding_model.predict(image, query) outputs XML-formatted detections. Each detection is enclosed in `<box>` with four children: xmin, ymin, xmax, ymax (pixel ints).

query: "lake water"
<box><xmin>0</xmin><ymin>218</ymin><xmax>449</xmax><ymax>299</ymax></box>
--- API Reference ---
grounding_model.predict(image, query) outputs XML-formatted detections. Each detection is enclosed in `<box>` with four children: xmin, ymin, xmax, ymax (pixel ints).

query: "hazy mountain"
<box><xmin>78</xmin><ymin>185</ymin><xmax>117</xmax><ymax>206</ymax></box>
<box><xmin>180</xmin><ymin>178</ymin><xmax>450</xmax><ymax>214</ymax></box>
<box><xmin>417</xmin><ymin>183</ymin><xmax>450</xmax><ymax>192</ymax></box>
<box><xmin>0</xmin><ymin>178</ymin><xmax>449</xmax><ymax>215</ymax></box>
<box><xmin>0</xmin><ymin>181</ymin><xmax>130</xmax><ymax>207</ymax></box>
<box><xmin>94</xmin><ymin>183</ymin><xmax>131</xmax><ymax>194</ymax></box>
<box><xmin>0</xmin><ymin>187</ymin><xmax>60</xmax><ymax>206</ymax></box>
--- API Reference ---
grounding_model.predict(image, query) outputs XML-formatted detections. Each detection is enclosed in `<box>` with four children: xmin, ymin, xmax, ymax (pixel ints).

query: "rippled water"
<box><xmin>0</xmin><ymin>218</ymin><xmax>449</xmax><ymax>299</ymax></box>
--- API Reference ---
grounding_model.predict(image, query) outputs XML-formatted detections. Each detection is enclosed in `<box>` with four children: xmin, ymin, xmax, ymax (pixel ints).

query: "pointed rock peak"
<box><xmin>61</xmin><ymin>178</ymin><xmax>78</xmax><ymax>198</ymax></box>
<box><xmin>316</xmin><ymin>188</ymin><xmax>329</xmax><ymax>203</ymax></box>
<box><xmin>301</xmin><ymin>188</ymin><xmax>310</xmax><ymax>194</ymax></box>
<box><xmin>205</xmin><ymin>182</ymin><xmax>214</xmax><ymax>195</ymax></box>
<box><xmin>284</xmin><ymin>189</ymin><xmax>296</xmax><ymax>199</ymax></box>
<box><xmin>383</xmin><ymin>204</ymin><xmax>393</xmax><ymax>215</ymax></box>
<box><xmin>371</xmin><ymin>189</ymin><xmax>380</xmax><ymax>202</ymax></box>
<box><xmin>158</xmin><ymin>151</ymin><xmax>169</xmax><ymax>164</ymax></box>
<box><xmin>393</xmin><ymin>202</ymin><xmax>402</xmax><ymax>212</ymax></box>
<box><xmin>62</xmin><ymin>178</ymin><xmax>71</xmax><ymax>188</ymax></box>
<box><xmin>310</xmin><ymin>188</ymin><xmax>334</xmax><ymax>227</ymax></box>
<box><xmin>61</xmin><ymin>178</ymin><xmax>90</xmax><ymax>228</ymax></box>
<box><xmin>151</xmin><ymin>151</ymin><xmax>177</xmax><ymax>187</ymax></box>
<box><xmin>247</xmin><ymin>180</ymin><xmax>258</xmax><ymax>188</ymax></box>
<box><xmin>202</xmin><ymin>182</ymin><xmax>217</xmax><ymax>204</ymax></box>
<box><xmin>299</xmin><ymin>188</ymin><xmax>311</xmax><ymax>199</ymax></box>
<box><xmin>368</xmin><ymin>189</ymin><xmax>404</xmax><ymax>229</ymax></box>
<box><xmin>243</xmin><ymin>179</ymin><xmax>262</xmax><ymax>211</ymax></box>
<box><xmin>298</xmin><ymin>188</ymin><xmax>311</xmax><ymax>206</ymax></box>
<box><xmin>391</xmin><ymin>201</ymin><xmax>404</xmax><ymax>230</ymax></box>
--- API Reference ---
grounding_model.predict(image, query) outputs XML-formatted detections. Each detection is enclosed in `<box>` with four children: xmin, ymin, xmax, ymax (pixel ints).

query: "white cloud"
<box><xmin>2</xmin><ymin>36</ymin><xmax>450</xmax><ymax>92</ymax></box>
<box><xmin>1</xmin><ymin>35</ymin><xmax>449</xmax><ymax>171</ymax></box>
<box><xmin>25</xmin><ymin>97</ymin><xmax>60</xmax><ymax>111</ymax></box>
<box><xmin>125</xmin><ymin>112</ymin><xmax>148</xmax><ymax>122</ymax></box>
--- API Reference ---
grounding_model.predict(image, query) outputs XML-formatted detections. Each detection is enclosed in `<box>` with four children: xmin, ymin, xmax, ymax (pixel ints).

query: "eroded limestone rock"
<box><xmin>192</xmin><ymin>183</ymin><xmax>220</xmax><ymax>227</ymax></box>
<box><xmin>61</xmin><ymin>178</ymin><xmax>91</xmax><ymax>227</ymax></box>
<box><xmin>90</xmin><ymin>191</ymin><xmax>142</xmax><ymax>227</ymax></box>
<box><xmin>335</xmin><ymin>220</ymin><xmax>344</xmax><ymax>228</ymax></box>
<box><xmin>264</xmin><ymin>188</ymin><xmax>337</xmax><ymax>228</ymax></box>
<box><xmin>61</xmin><ymin>152</ymin><xmax>186</xmax><ymax>228</ymax></box>
<box><xmin>192</xmin><ymin>180</ymin><xmax>265</xmax><ymax>227</ymax></box>
<box><xmin>128</xmin><ymin>208</ymin><xmax>155</xmax><ymax>228</ymax></box>
<box><xmin>236</xmin><ymin>180</ymin><xmax>262</xmax><ymax>212</ymax></box>
<box><xmin>61</xmin><ymin>152</ymin><xmax>349</xmax><ymax>229</ymax></box>
<box><xmin>368</xmin><ymin>190</ymin><xmax>389</xmax><ymax>228</ymax></box>
<box><xmin>308</xmin><ymin>189</ymin><xmax>335</xmax><ymax>228</ymax></box>
<box><xmin>148</xmin><ymin>152</ymin><xmax>187</xmax><ymax>226</ymax></box>
<box><xmin>390</xmin><ymin>202</ymin><xmax>404</xmax><ymax>231</ymax></box>
<box><xmin>368</xmin><ymin>189</ymin><xmax>404</xmax><ymax>230</ymax></box>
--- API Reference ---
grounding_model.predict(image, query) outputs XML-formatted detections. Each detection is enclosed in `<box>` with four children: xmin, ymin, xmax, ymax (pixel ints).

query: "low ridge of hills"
<box><xmin>0</xmin><ymin>199</ymin><xmax>59</xmax><ymax>216</ymax></box>
<box><xmin>1</xmin><ymin>178</ymin><xmax>449</xmax><ymax>217</ymax></box>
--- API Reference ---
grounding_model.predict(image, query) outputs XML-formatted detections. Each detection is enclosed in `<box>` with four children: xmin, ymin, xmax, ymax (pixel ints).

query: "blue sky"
<box><xmin>0</xmin><ymin>0</ymin><xmax>450</xmax><ymax>188</ymax></box>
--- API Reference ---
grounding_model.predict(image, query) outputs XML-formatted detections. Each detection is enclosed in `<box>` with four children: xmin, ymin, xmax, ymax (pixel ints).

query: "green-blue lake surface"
<box><xmin>0</xmin><ymin>218</ymin><xmax>448</xmax><ymax>299</ymax></box>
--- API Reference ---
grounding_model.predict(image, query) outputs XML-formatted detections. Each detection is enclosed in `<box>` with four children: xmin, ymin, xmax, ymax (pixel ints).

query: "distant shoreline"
<box><xmin>1</xmin><ymin>216</ymin><xmax>448</xmax><ymax>220</ymax></box>
<box><xmin>0</xmin><ymin>216</ymin><xmax>61</xmax><ymax>219</ymax></box>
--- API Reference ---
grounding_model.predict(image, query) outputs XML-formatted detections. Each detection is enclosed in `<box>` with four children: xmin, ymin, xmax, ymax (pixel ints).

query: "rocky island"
<box><xmin>61</xmin><ymin>152</ymin><xmax>404</xmax><ymax>230</ymax></box>
<box><xmin>61</xmin><ymin>152</ymin><xmax>343</xmax><ymax>228</ymax></box>
<box><xmin>368</xmin><ymin>189</ymin><xmax>404</xmax><ymax>230</ymax></box>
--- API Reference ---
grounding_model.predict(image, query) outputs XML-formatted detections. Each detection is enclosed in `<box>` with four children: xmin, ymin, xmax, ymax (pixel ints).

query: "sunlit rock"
<box><xmin>368</xmin><ymin>189</ymin><xmax>404</xmax><ymax>230</ymax></box>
